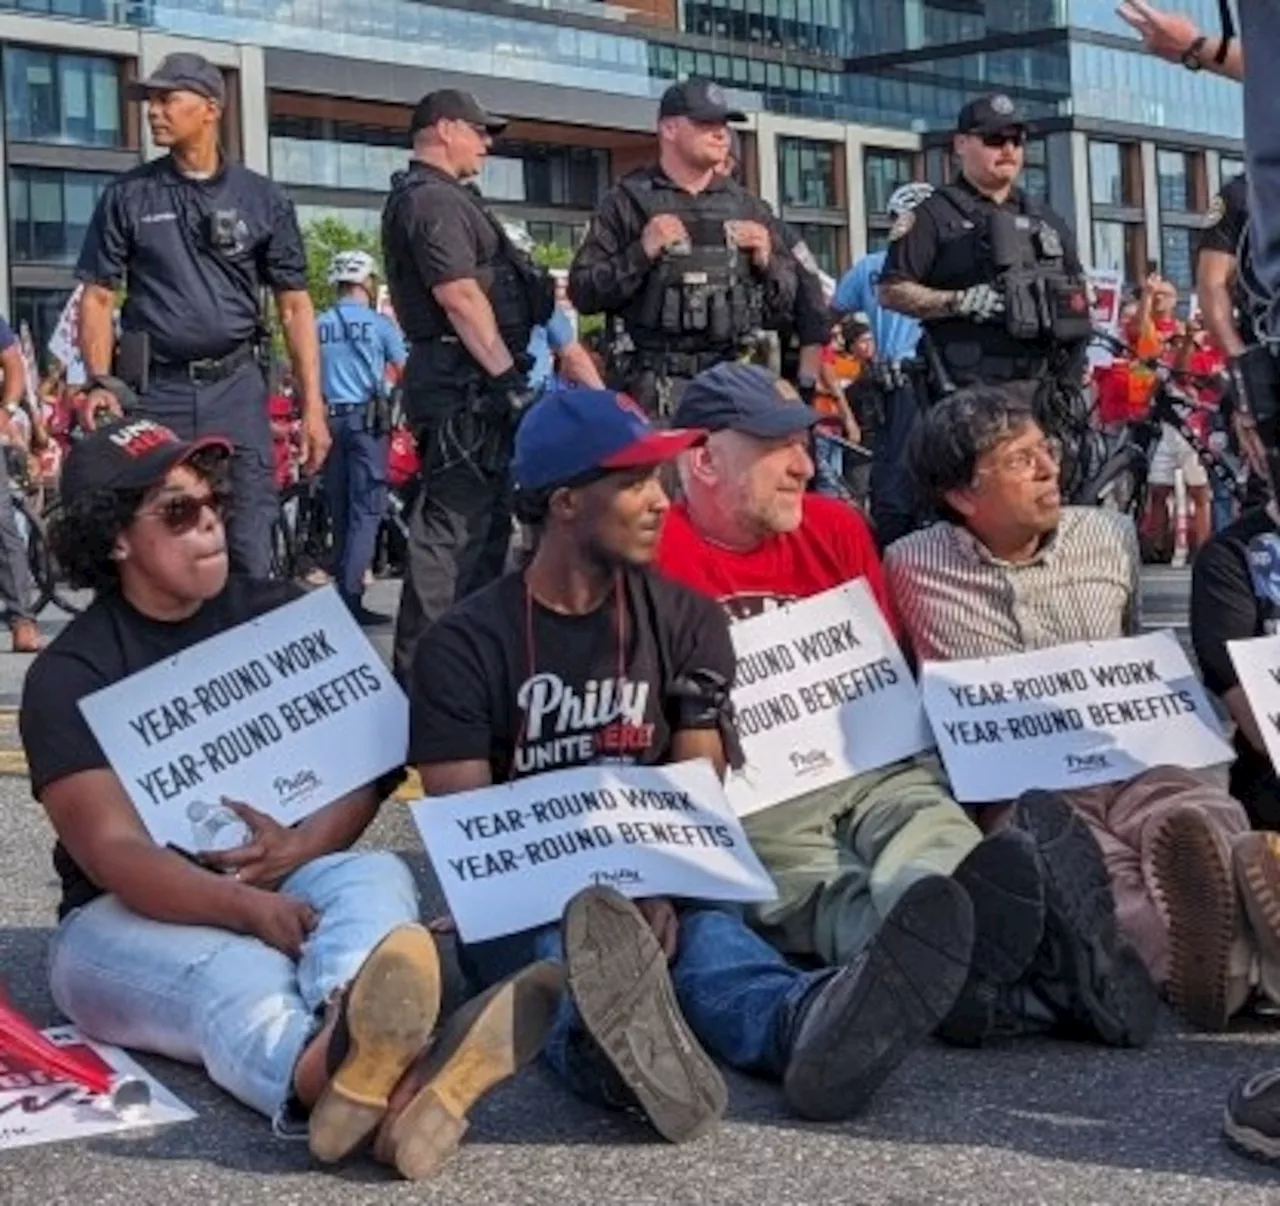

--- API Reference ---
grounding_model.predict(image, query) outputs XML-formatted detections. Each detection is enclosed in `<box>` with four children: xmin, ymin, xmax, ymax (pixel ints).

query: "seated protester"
<box><xmin>19</xmin><ymin>417</ymin><xmax>562</xmax><ymax>1181</ymax></box>
<box><xmin>655</xmin><ymin>362</ymin><xmax>1156</xmax><ymax>1051</ymax></box>
<box><xmin>1192</xmin><ymin>504</ymin><xmax>1280</xmax><ymax>841</ymax></box>
<box><xmin>410</xmin><ymin>387</ymin><xmax>977</xmax><ymax>1141</ymax></box>
<box><xmin>884</xmin><ymin>386</ymin><xmax>1278</xmax><ymax>1033</ymax></box>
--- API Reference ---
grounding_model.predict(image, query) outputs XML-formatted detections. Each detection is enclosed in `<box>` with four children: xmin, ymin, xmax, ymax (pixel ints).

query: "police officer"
<box><xmin>381</xmin><ymin>88</ymin><xmax>555</xmax><ymax>680</ymax></box>
<box><xmin>1197</xmin><ymin>172</ymin><xmax>1258</xmax><ymax>360</ymax></box>
<box><xmin>878</xmin><ymin>95</ymin><xmax>1091</xmax><ymax>412</ymax></box>
<box><xmin>569</xmin><ymin>78</ymin><xmax>799</xmax><ymax>417</ymax></box>
<box><xmin>316</xmin><ymin>250</ymin><xmax>407</xmax><ymax>626</ymax></box>
<box><xmin>74</xmin><ymin>52</ymin><xmax>327</xmax><ymax>579</ymax></box>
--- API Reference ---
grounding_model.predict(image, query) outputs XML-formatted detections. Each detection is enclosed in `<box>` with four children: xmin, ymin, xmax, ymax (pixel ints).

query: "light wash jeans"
<box><xmin>48</xmin><ymin>851</ymin><xmax>421</xmax><ymax>1122</ymax></box>
<box><xmin>460</xmin><ymin>906</ymin><xmax>825</xmax><ymax>1105</ymax></box>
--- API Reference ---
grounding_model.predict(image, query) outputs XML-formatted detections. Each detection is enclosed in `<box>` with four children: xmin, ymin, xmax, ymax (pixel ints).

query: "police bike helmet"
<box><xmin>886</xmin><ymin>182</ymin><xmax>935</xmax><ymax>218</ymax></box>
<box><xmin>327</xmin><ymin>250</ymin><xmax>378</xmax><ymax>287</ymax></box>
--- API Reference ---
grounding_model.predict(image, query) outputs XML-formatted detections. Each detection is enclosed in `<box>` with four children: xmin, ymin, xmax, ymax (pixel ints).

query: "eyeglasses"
<box><xmin>978</xmin><ymin>437</ymin><xmax>1063</xmax><ymax>479</ymax></box>
<box><xmin>142</xmin><ymin>490</ymin><xmax>226</xmax><ymax>534</ymax></box>
<box><xmin>980</xmin><ymin>131</ymin><xmax>1026</xmax><ymax>149</ymax></box>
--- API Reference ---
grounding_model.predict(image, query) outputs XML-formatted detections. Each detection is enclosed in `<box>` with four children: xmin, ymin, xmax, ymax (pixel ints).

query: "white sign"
<box><xmin>79</xmin><ymin>588</ymin><xmax>409</xmax><ymax>850</ymax></box>
<box><xmin>0</xmin><ymin>1026</ymin><xmax>194</xmax><ymax>1152</ymax></box>
<box><xmin>1087</xmin><ymin>268</ymin><xmax>1124</xmax><ymax>367</ymax></box>
<box><xmin>725</xmin><ymin>580</ymin><xmax>932</xmax><ymax>817</ymax></box>
<box><xmin>921</xmin><ymin>631</ymin><xmax>1232</xmax><ymax>802</ymax></box>
<box><xmin>47</xmin><ymin>285</ymin><xmax>86</xmax><ymax>383</ymax></box>
<box><xmin>410</xmin><ymin>760</ymin><xmax>776</xmax><ymax>944</ymax></box>
<box><xmin>1228</xmin><ymin>634</ymin><xmax>1280</xmax><ymax>771</ymax></box>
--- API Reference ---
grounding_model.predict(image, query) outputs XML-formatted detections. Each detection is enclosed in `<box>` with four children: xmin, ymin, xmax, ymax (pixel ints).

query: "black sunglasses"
<box><xmin>980</xmin><ymin>130</ymin><xmax>1026</xmax><ymax>149</ymax></box>
<box><xmin>146</xmin><ymin>490</ymin><xmax>227</xmax><ymax>534</ymax></box>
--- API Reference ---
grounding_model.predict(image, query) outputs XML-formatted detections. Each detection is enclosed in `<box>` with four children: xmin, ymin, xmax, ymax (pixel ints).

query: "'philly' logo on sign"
<box><xmin>274</xmin><ymin>769</ymin><xmax>322</xmax><ymax>806</ymax></box>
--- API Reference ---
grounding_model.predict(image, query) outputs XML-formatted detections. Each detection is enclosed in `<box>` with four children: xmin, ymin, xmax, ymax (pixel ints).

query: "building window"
<box><xmin>791</xmin><ymin>222</ymin><xmax>845</xmax><ymax>276</ymax></box>
<box><xmin>9</xmin><ymin>167</ymin><xmax>113</xmax><ymax>264</ymax></box>
<box><xmin>1089</xmin><ymin>140</ymin><xmax>1125</xmax><ymax>206</ymax></box>
<box><xmin>1160</xmin><ymin>225</ymin><xmax>1195</xmax><ymax>294</ymax></box>
<box><xmin>4</xmin><ymin>49</ymin><xmax>121</xmax><ymax>147</ymax></box>
<box><xmin>864</xmin><ymin>147</ymin><xmax>920</xmax><ymax>251</ymax></box>
<box><xmin>778</xmin><ymin>137</ymin><xmax>838</xmax><ymax>209</ymax></box>
<box><xmin>1092</xmin><ymin>220</ymin><xmax>1128</xmax><ymax>273</ymax></box>
<box><xmin>1220</xmin><ymin>156</ymin><xmax>1245</xmax><ymax>182</ymax></box>
<box><xmin>1156</xmin><ymin>148</ymin><xmax>1191</xmax><ymax>211</ymax></box>
<box><xmin>1023</xmin><ymin>137</ymin><xmax>1049</xmax><ymax>200</ymax></box>
<box><xmin>11</xmin><ymin>288</ymin><xmax>72</xmax><ymax>374</ymax></box>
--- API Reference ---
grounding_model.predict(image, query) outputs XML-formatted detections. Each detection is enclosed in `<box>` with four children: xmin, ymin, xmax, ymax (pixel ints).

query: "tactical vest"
<box><xmin>618</xmin><ymin>176</ymin><xmax>763</xmax><ymax>354</ymax></box>
<box><xmin>384</xmin><ymin>168</ymin><xmax>554</xmax><ymax>365</ymax></box>
<box><xmin>921</xmin><ymin>184</ymin><xmax>1090</xmax><ymax>385</ymax></box>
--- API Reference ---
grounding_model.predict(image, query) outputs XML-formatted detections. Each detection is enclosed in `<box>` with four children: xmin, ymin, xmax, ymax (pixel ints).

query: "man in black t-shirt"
<box><xmin>1192</xmin><ymin>504</ymin><xmax>1280</xmax><ymax>830</ymax></box>
<box><xmin>412</xmin><ymin>387</ymin><xmax>977</xmax><ymax>1143</ymax></box>
<box><xmin>20</xmin><ymin>418</ymin><xmax>561</xmax><ymax>1182</ymax></box>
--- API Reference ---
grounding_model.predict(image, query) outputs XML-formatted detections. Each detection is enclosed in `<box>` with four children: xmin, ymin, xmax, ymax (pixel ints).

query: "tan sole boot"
<box><xmin>308</xmin><ymin>924</ymin><xmax>442</xmax><ymax>1164</ymax></box>
<box><xmin>376</xmin><ymin>960</ymin><xmax>564</xmax><ymax>1182</ymax></box>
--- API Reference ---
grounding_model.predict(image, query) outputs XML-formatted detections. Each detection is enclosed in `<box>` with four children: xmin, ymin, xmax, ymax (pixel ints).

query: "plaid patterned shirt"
<box><xmin>883</xmin><ymin>508</ymin><xmax>1141</xmax><ymax>663</ymax></box>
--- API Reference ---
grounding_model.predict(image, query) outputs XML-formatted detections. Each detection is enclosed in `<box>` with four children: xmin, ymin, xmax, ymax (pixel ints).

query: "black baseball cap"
<box><xmin>409</xmin><ymin>89</ymin><xmax>507</xmax><ymax>136</ymax></box>
<box><xmin>673</xmin><ymin>363</ymin><xmax>820</xmax><ymax>439</ymax></box>
<box><xmin>957</xmin><ymin>93</ymin><xmax>1028</xmax><ymax>135</ymax></box>
<box><xmin>61</xmin><ymin>416</ymin><xmax>231</xmax><ymax>508</ymax></box>
<box><xmin>659</xmin><ymin>78</ymin><xmax>746</xmax><ymax>124</ymax></box>
<box><xmin>127</xmin><ymin>53</ymin><xmax>226</xmax><ymax>105</ymax></box>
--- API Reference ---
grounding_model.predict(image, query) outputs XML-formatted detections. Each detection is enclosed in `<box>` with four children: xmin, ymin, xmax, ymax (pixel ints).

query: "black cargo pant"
<box><xmin>869</xmin><ymin>377</ymin><xmax>921</xmax><ymax>549</ymax></box>
<box><xmin>392</xmin><ymin>390</ymin><xmax>513</xmax><ymax>683</ymax></box>
<box><xmin>137</xmin><ymin>361</ymin><xmax>276</xmax><ymax>579</ymax></box>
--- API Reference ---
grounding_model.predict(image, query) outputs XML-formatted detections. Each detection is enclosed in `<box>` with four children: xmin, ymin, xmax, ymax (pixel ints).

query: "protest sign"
<box><xmin>79</xmin><ymin>587</ymin><xmax>408</xmax><ymax>850</ymax></box>
<box><xmin>46</xmin><ymin>285</ymin><xmax>87</xmax><ymax>384</ymax></box>
<box><xmin>1086</xmin><ymin>268</ymin><xmax>1124</xmax><ymax>367</ymax></box>
<box><xmin>724</xmin><ymin>580</ymin><xmax>931</xmax><ymax>817</ymax></box>
<box><xmin>1228</xmin><ymin>634</ymin><xmax>1280</xmax><ymax>772</ymax></box>
<box><xmin>920</xmin><ymin>630</ymin><xmax>1232</xmax><ymax>802</ymax></box>
<box><xmin>410</xmin><ymin>759</ymin><xmax>776</xmax><ymax>943</ymax></box>
<box><xmin>0</xmin><ymin>1026</ymin><xmax>193</xmax><ymax>1152</ymax></box>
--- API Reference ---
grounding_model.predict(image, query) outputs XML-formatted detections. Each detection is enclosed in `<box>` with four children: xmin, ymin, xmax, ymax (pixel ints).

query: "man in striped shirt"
<box><xmin>885</xmin><ymin>385</ymin><xmax>1277</xmax><ymax>1032</ymax></box>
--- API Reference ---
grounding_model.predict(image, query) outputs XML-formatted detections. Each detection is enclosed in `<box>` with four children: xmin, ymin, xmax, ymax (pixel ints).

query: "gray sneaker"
<box><xmin>1225</xmin><ymin>1068</ymin><xmax>1280</xmax><ymax>1165</ymax></box>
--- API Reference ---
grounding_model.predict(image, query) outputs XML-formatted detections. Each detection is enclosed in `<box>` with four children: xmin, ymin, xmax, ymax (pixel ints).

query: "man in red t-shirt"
<box><xmin>656</xmin><ymin>363</ymin><xmax>1152</xmax><ymax>1050</ymax></box>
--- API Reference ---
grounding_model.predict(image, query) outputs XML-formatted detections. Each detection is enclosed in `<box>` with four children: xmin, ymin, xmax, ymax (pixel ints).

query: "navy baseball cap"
<box><xmin>511</xmin><ymin>389</ymin><xmax>706</xmax><ymax>493</ymax></box>
<box><xmin>957</xmin><ymin>93</ymin><xmax>1027</xmax><ymax>135</ymax></box>
<box><xmin>61</xmin><ymin>417</ymin><xmax>231</xmax><ymax>508</ymax></box>
<box><xmin>128</xmin><ymin>53</ymin><xmax>226</xmax><ymax>105</ymax></box>
<box><xmin>410</xmin><ymin>89</ymin><xmax>507</xmax><ymax>136</ymax></box>
<box><xmin>672</xmin><ymin>363</ymin><xmax>821</xmax><ymax>439</ymax></box>
<box><xmin>659</xmin><ymin>78</ymin><xmax>746</xmax><ymax>124</ymax></box>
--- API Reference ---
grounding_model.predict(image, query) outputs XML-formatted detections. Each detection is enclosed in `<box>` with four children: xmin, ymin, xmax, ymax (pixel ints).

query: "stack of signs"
<box><xmin>1227</xmin><ymin>635</ymin><xmax>1280</xmax><ymax>771</ymax></box>
<box><xmin>411</xmin><ymin>759</ymin><xmax>775</xmax><ymax>943</ymax></box>
<box><xmin>78</xmin><ymin>588</ymin><xmax>409</xmax><ymax>851</ymax></box>
<box><xmin>724</xmin><ymin>580</ymin><xmax>933</xmax><ymax>817</ymax></box>
<box><xmin>0</xmin><ymin>1027</ymin><xmax>193</xmax><ymax>1152</ymax></box>
<box><xmin>920</xmin><ymin>630</ymin><xmax>1232</xmax><ymax>802</ymax></box>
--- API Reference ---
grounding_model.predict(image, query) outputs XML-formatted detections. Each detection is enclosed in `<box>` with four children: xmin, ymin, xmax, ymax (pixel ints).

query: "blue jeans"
<box><xmin>460</xmin><ymin>906</ymin><xmax>822</xmax><ymax>1104</ymax></box>
<box><xmin>322</xmin><ymin>406</ymin><xmax>389</xmax><ymax>607</ymax></box>
<box><xmin>47</xmin><ymin>851</ymin><xmax>420</xmax><ymax>1123</ymax></box>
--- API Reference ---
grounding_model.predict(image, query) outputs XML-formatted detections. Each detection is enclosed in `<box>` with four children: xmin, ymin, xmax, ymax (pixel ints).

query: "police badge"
<box><xmin>1205</xmin><ymin>195</ymin><xmax>1227</xmax><ymax>227</ymax></box>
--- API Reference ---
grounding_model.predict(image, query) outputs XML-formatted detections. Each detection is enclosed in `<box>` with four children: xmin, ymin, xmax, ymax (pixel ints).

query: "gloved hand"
<box><xmin>951</xmin><ymin>284</ymin><xmax>1006</xmax><ymax>322</ymax></box>
<box><xmin>479</xmin><ymin>367</ymin><xmax>535</xmax><ymax>420</ymax></box>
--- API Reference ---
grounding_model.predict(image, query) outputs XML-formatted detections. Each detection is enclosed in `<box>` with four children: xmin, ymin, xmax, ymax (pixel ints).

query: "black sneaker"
<box><xmin>940</xmin><ymin>828</ymin><xmax>1045</xmax><ymax>1046</ymax></box>
<box><xmin>350</xmin><ymin>604</ymin><xmax>393</xmax><ymax>628</ymax></box>
<box><xmin>562</xmin><ymin>887</ymin><xmax>726</xmax><ymax>1144</ymax></box>
<box><xmin>1224</xmin><ymin>1069</ymin><xmax>1280</xmax><ymax>1165</ymax></box>
<box><xmin>783</xmin><ymin>876</ymin><xmax>974</xmax><ymax>1121</ymax></box>
<box><xmin>1015</xmin><ymin>791</ymin><xmax>1159</xmax><ymax>1047</ymax></box>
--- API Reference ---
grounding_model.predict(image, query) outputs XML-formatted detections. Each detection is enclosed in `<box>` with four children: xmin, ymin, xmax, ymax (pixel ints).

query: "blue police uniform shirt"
<box><xmin>526</xmin><ymin>308</ymin><xmax>576</xmax><ymax>391</ymax></box>
<box><xmin>834</xmin><ymin>252</ymin><xmax>921</xmax><ymax>362</ymax></box>
<box><xmin>317</xmin><ymin>301</ymin><xmax>407</xmax><ymax>405</ymax></box>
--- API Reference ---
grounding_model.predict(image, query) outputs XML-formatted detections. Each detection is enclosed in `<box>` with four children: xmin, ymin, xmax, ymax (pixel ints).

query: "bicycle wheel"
<box><xmin>18</xmin><ymin>497</ymin><xmax>82</xmax><ymax>617</ymax></box>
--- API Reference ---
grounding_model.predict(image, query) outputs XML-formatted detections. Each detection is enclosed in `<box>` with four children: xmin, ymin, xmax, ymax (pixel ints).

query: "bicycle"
<box><xmin>11</xmin><ymin>489</ymin><xmax>83</xmax><ymax>618</ymax></box>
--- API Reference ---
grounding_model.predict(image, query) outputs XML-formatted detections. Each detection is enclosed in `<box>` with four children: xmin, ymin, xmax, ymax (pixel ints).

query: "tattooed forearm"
<box><xmin>877</xmin><ymin>279</ymin><xmax>957</xmax><ymax>320</ymax></box>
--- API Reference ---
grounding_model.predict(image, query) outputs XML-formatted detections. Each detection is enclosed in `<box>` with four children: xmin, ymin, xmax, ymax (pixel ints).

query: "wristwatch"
<box><xmin>1181</xmin><ymin>34</ymin><xmax>1207</xmax><ymax>71</ymax></box>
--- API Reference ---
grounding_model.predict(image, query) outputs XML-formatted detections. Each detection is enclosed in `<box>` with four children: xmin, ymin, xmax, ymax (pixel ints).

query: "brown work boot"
<box><xmin>1151</xmin><ymin>808</ymin><xmax>1241</xmax><ymax>1031</ymax></box>
<box><xmin>372</xmin><ymin>960</ymin><xmax>564</xmax><ymax>1181</ymax></box>
<box><xmin>308</xmin><ymin>924</ymin><xmax>442</xmax><ymax>1165</ymax></box>
<box><xmin>10</xmin><ymin>619</ymin><xmax>40</xmax><ymax>653</ymax></box>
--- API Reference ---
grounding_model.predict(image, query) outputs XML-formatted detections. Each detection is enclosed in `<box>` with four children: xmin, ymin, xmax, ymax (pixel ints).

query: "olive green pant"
<box><xmin>743</xmin><ymin>755</ymin><xmax>983</xmax><ymax>967</ymax></box>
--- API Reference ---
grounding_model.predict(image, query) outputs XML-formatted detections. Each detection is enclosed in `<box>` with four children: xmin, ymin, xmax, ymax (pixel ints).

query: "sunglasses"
<box><xmin>979</xmin><ymin>131</ymin><xmax>1026</xmax><ymax>149</ymax></box>
<box><xmin>143</xmin><ymin>490</ymin><xmax>226</xmax><ymax>534</ymax></box>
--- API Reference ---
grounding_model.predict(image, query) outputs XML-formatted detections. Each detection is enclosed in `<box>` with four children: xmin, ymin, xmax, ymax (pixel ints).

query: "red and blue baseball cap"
<box><xmin>511</xmin><ymin>388</ymin><xmax>706</xmax><ymax>493</ymax></box>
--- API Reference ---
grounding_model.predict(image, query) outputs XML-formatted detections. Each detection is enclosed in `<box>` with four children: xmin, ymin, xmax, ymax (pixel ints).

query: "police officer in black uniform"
<box><xmin>1198</xmin><ymin>172</ymin><xmax>1259</xmax><ymax>359</ymax></box>
<box><xmin>75</xmin><ymin>53</ymin><xmax>326</xmax><ymax>579</ymax></box>
<box><xmin>569</xmin><ymin>79</ymin><xmax>800</xmax><ymax>417</ymax></box>
<box><xmin>381</xmin><ymin>88</ymin><xmax>554</xmax><ymax>680</ymax></box>
<box><xmin>878</xmin><ymin>94</ymin><xmax>1091</xmax><ymax>420</ymax></box>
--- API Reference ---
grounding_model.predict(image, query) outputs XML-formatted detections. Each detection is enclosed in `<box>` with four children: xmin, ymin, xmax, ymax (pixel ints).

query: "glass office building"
<box><xmin>0</xmin><ymin>0</ymin><xmax>1243</xmax><ymax>351</ymax></box>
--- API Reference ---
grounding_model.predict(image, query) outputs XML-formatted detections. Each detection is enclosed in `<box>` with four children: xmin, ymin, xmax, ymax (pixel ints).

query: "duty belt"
<box><xmin>630</xmin><ymin>347</ymin><xmax>735</xmax><ymax>380</ymax></box>
<box><xmin>151</xmin><ymin>341</ymin><xmax>256</xmax><ymax>386</ymax></box>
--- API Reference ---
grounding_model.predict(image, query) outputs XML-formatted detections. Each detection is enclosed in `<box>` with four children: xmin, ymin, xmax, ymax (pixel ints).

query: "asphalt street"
<box><xmin>2</xmin><ymin>570</ymin><xmax>1279</xmax><ymax>1205</ymax></box>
